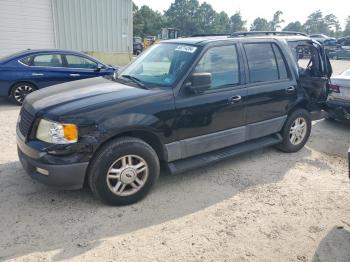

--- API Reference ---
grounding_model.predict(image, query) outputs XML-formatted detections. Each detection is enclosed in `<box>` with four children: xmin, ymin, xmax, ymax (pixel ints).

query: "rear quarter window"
<box><xmin>19</xmin><ymin>56</ymin><xmax>32</xmax><ymax>66</ymax></box>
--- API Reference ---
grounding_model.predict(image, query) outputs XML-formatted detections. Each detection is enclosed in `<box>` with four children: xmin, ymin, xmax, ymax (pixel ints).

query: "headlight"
<box><xmin>36</xmin><ymin>119</ymin><xmax>78</xmax><ymax>144</ymax></box>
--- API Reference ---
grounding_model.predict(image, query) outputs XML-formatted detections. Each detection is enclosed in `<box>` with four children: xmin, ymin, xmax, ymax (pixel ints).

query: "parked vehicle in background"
<box><xmin>309</xmin><ymin>34</ymin><xmax>332</xmax><ymax>44</ymax></box>
<box><xmin>0</xmin><ymin>49</ymin><xmax>115</xmax><ymax>105</ymax></box>
<box><xmin>17</xmin><ymin>32</ymin><xmax>332</xmax><ymax>205</ymax></box>
<box><xmin>323</xmin><ymin>38</ymin><xmax>341</xmax><ymax>54</ymax></box>
<box><xmin>326</xmin><ymin>69</ymin><xmax>350</xmax><ymax>121</ymax></box>
<box><xmin>143</xmin><ymin>36</ymin><xmax>157</xmax><ymax>49</ymax></box>
<box><xmin>328</xmin><ymin>49</ymin><xmax>350</xmax><ymax>60</ymax></box>
<box><xmin>133</xmin><ymin>37</ymin><xmax>144</xmax><ymax>55</ymax></box>
<box><xmin>337</xmin><ymin>37</ymin><xmax>350</xmax><ymax>50</ymax></box>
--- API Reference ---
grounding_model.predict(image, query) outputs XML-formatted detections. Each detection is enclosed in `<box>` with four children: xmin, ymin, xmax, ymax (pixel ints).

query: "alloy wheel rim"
<box><xmin>289</xmin><ymin>117</ymin><xmax>307</xmax><ymax>145</ymax></box>
<box><xmin>106</xmin><ymin>155</ymin><xmax>149</xmax><ymax>196</ymax></box>
<box><xmin>14</xmin><ymin>85</ymin><xmax>34</xmax><ymax>103</ymax></box>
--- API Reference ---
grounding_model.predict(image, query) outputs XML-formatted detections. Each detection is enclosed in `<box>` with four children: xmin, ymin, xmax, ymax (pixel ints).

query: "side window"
<box><xmin>272</xmin><ymin>44</ymin><xmax>289</xmax><ymax>79</ymax></box>
<box><xmin>19</xmin><ymin>56</ymin><xmax>32</xmax><ymax>66</ymax></box>
<box><xmin>194</xmin><ymin>45</ymin><xmax>240</xmax><ymax>90</ymax></box>
<box><xmin>245</xmin><ymin>43</ymin><xmax>279</xmax><ymax>83</ymax></box>
<box><xmin>32</xmin><ymin>54</ymin><xmax>63</xmax><ymax>67</ymax></box>
<box><xmin>65</xmin><ymin>55</ymin><xmax>97</xmax><ymax>69</ymax></box>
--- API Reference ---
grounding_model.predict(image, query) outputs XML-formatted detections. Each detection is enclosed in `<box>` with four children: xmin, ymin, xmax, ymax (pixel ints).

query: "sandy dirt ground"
<box><xmin>0</xmin><ymin>61</ymin><xmax>349</xmax><ymax>262</ymax></box>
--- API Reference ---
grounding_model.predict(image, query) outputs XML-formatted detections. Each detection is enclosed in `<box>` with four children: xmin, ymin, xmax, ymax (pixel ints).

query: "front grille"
<box><xmin>19</xmin><ymin>107</ymin><xmax>35</xmax><ymax>137</ymax></box>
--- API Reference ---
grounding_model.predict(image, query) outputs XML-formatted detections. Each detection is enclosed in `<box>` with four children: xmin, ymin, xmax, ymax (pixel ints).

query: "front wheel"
<box><xmin>88</xmin><ymin>137</ymin><xmax>160</xmax><ymax>205</ymax></box>
<box><xmin>276</xmin><ymin>109</ymin><xmax>311</xmax><ymax>153</ymax></box>
<box><xmin>10</xmin><ymin>83</ymin><xmax>36</xmax><ymax>105</ymax></box>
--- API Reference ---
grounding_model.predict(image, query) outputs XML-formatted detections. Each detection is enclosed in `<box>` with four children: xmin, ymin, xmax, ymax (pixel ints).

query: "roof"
<box><xmin>163</xmin><ymin>34</ymin><xmax>312</xmax><ymax>46</ymax></box>
<box><xmin>0</xmin><ymin>49</ymin><xmax>90</xmax><ymax>64</ymax></box>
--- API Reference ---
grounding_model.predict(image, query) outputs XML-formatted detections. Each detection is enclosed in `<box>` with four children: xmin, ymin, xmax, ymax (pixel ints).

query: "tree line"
<box><xmin>133</xmin><ymin>0</ymin><xmax>350</xmax><ymax>38</ymax></box>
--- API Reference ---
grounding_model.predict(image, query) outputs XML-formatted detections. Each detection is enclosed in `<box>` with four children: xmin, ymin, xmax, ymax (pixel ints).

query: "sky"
<box><xmin>133</xmin><ymin>0</ymin><xmax>349</xmax><ymax>29</ymax></box>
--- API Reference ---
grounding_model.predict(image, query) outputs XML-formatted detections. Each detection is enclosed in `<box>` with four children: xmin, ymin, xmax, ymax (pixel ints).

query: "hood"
<box><xmin>24</xmin><ymin>77</ymin><xmax>153</xmax><ymax>116</ymax></box>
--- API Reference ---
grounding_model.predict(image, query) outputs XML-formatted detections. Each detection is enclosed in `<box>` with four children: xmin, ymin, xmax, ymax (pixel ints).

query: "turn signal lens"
<box><xmin>63</xmin><ymin>124</ymin><xmax>78</xmax><ymax>142</ymax></box>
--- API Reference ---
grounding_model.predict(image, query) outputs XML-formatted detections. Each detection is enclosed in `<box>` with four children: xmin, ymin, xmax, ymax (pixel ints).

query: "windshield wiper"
<box><xmin>120</xmin><ymin>75</ymin><xmax>147</xmax><ymax>89</ymax></box>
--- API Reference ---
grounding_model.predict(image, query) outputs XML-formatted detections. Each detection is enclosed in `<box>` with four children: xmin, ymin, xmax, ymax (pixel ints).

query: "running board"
<box><xmin>166</xmin><ymin>134</ymin><xmax>282</xmax><ymax>175</ymax></box>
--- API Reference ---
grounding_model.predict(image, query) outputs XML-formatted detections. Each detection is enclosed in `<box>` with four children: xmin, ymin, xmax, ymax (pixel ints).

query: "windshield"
<box><xmin>118</xmin><ymin>43</ymin><xmax>199</xmax><ymax>87</ymax></box>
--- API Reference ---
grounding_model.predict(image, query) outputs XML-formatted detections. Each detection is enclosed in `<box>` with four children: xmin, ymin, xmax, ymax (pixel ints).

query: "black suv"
<box><xmin>17</xmin><ymin>32</ymin><xmax>332</xmax><ymax>205</ymax></box>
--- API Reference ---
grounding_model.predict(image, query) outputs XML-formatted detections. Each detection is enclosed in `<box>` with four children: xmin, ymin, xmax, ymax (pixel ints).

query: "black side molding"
<box><xmin>166</xmin><ymin>133</ymin><xmax>283</xmax><ymax>175</ymax></box>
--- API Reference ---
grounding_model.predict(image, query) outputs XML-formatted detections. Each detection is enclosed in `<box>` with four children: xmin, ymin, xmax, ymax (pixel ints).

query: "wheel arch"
<box><xmin>8</xmin><ymin>81</ymin><xmax>38</xmax><ymax>96</ymax></box>
<box><xmin>93</xmin><ymin>129</ymin><xmax>167</xmax><ymax>162</ymax></box>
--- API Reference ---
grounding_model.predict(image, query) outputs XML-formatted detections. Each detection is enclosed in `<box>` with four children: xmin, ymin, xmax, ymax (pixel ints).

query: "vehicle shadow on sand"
<box><xmin>312</xmin><ymin>226</ymin><xmax>350</xmax><ymax>262</ymax></box>
<box><xmin>0</xmin><ymin>142</ymin><xmax>335</xmax><ymax>261</ymax></box>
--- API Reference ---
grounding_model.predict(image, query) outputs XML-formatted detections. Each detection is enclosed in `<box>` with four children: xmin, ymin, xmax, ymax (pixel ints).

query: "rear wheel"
<box><xmin>10</xmin><ymin>83</ymin><xmax>36</xmax><ymax>105</ymax></box>
<box><xmin>276</xmin><ymin>109</ymin><xmax>311</xmax><ymax>153</ymax></box>
<box><xmin>88</xmin><ymin>137</ymin><xmax>160</xmax><ymax>205</ymax></box>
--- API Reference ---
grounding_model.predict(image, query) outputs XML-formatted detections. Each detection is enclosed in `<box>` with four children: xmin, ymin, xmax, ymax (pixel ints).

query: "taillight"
<box><xmin>329</xmin><ymin>83</ymin><xmax>340</xmax><ymax>93</ymax></box>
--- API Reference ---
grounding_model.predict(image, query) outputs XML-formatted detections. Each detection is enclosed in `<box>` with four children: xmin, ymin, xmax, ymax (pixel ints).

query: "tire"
<box><xmin>88</xmin><ymin>137</ymin><xmax>160</xmax><ymax>206</ymax></box>
<box><xmin>276</xmin><ymin>109</ymin><xmax>312</xmax><ymax>153</ymax></box>
<box><xmin>10</xmin><ymin>82</ymin><xmax>36</xmax><ymax>105</ymax></box>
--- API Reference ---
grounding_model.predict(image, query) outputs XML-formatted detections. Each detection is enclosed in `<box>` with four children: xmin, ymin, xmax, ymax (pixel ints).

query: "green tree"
<box><xmin>303</xmin><ymin>10</ymin><xmax>329</xmax><ymax>34</ymax></box>
<box><xmin>165</xmin><ymin>0</ymin><xmax>200</xmax><ymax>36</ymax></box>
<box><xmin>133</xmin><ymin>4</ymin><xmax>144</xmax><ymax>37</ymax></box>
<box><xmin>250</xmin><ymin>18</ymin><xmax>270</xmax><ymax>31</ymax></box>
<box><xmin>212</xmin><ymin>11</ymin><xmax>231</xmax><ymax>34</ymax></box>
<box><xmin>324</xmin><ymin>14</ymin><xmax>341</xmax><ymax>37</ymax></box>
<box><xmin>194</xmin><ymin>2</ymin><xmax>217</xmax><ymax>34</ymax></box>
<box><xmin>283</xmin><ymin>21</ymin><xmax>303</xmax><ymax>32</ymax></box>
<box><xmin>344</xmin><ymin>16</ymin><xmax>350</xmax><ymax>36</ymax></box>
<box><xmin>230</xmin><ymin>12</ymin><xmax>247</xmax><ymax>33</ymax></box>
<box><xmin>133</xmin><ymin>5</ymin><xmax>165</xmax><ymax>37</ymax></box>
<box><xmin>269</xmin><ymin>11</ymin><xmax>284</xmax><ymax>31</ymax></box>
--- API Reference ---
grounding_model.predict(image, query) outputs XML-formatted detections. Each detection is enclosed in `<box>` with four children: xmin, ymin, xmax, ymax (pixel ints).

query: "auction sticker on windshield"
<box><xmin>175</xmin><ymin>45</ymin><xmax>197</xmax><ymax>53</ymax></box>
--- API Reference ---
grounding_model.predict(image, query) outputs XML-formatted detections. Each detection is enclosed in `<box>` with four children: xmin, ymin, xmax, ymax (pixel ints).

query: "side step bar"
<box><xmin>166</xmin><ymin>134</ymin><xmax>283</xmax><ymax>175</ymax></box>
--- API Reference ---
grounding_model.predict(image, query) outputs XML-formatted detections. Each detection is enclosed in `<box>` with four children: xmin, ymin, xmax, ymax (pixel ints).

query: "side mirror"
<box><xmin>186</xmin><ymin>73</ymin><xmax>212</xmax><ymax>94</ymax></box>
<box><xmin>96</xmin><ymin>64</ymin><xmax>104</xmax><ymax>72</ymax></box>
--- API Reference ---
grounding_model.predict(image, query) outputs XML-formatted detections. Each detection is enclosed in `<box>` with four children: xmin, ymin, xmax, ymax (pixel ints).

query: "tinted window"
<box><xmin>272</xmin><ymin>44</ymin><xmax>289</xmax><ymax>79</ymax></box>
<box><xmin>245</xmin><ymin>43</ymin><xmax>279</xmax><ymax>83</ymax></box>
<box><xmin>32</xmin><ymin>54</ymin><xmax>63</xmax><ymax>67</ymax></box>
<box><xmin>66</xmin><ymin>55</ymin><xmax>97</xmax><ymax>69</ymax></box>
<box><xmin>194</xmin><ymin>45</ymin><xmax>239</xmax><ymax>89</ymax></box>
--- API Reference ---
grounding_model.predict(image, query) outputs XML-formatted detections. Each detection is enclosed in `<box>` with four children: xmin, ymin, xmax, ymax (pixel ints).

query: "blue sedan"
<box><xmin>0</xmin><ymin>49</ymin><xmax>116</xmax><ymax>105</ymax></box>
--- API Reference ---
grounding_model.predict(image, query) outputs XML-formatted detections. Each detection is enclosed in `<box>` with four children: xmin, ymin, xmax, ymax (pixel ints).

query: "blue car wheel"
<box><xmin>10</xmin><ymin>82</ymin><xmax>36</xmax><ymax>105</ymax></box>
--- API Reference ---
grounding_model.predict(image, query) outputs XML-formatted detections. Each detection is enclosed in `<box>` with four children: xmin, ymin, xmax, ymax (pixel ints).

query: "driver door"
<box><xmin>63</xmin><ymin>54</ymin><xmax>103</xmax><ymax>81</ymax></box>
<box><xmin>173</xmin><ymin>44</ymin><xmax>247</xmax><ymax>159</ymax></box>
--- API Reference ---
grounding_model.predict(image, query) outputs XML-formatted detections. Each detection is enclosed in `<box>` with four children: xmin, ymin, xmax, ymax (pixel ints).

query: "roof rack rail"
<box><xmin>231</xmin><ymin>31</ymin><xmax>307</xmax><ymax>37</ymax></box>
<box><xmin>191</xmin><ymin>34</ymin><xmax>230</xmax><ymax>37</ymax></box>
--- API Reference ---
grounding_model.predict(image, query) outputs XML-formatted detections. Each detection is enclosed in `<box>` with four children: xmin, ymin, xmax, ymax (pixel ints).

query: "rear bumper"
<box><xmin>326</xmin><ymin>99</ymin><xmax>350</xmax><ymax>120</ymax></box>
<box><xmin>17</xmin><ymin>133</ymin><xmax>88</xmax><ymax>190</ymax></box>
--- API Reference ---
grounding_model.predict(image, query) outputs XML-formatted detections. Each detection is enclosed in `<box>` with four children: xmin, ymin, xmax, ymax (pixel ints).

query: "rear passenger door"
<box><xmin>243</xmin><ymin>42</ymin><xmax>297</xmax><ymax>138</ymax></box>
<box><xmin>23</xmin><ymin>54</ymin><xmax>71</xmax><ymax>88</ymax></box>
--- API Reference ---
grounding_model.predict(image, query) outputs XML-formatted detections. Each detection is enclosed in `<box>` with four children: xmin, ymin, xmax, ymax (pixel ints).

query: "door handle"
<box><xmin>229</xmin><ymin>95</ymin><xmax>242</xmax><ymax>104</ymax></box>
<box><xmin>286</xmin><ymin>86</ymin><xmax>296</xmax><ymax>93</ymax></box>
<box><xmin>70</xmin><ymin>74</ymin><xmax>80</xmax><ymax>77</ymax></box>
<box><xmin>32</xmin><ymin>73</ymin><xmax>44</xmax><ymax>76</ymax></box>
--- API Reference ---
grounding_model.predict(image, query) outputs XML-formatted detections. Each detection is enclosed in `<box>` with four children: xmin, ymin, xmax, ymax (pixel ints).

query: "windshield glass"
<box><xmin>118</xmin><ymin>43</ymin><xmax>199</xmax><ymax>87</ymax></box>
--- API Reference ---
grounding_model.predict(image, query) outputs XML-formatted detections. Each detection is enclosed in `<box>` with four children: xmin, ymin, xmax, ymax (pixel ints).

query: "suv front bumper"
<box><xmin>17</xmin><ymin>132</ymin><xmax>88</xmax><ymax>190</ymax></box>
